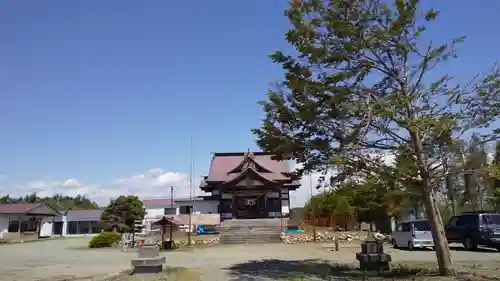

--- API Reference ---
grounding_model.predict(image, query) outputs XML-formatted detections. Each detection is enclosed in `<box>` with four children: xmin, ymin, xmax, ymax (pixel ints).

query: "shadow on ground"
<box><xmin>449</xmin><ymin>246</ymin><xmax>498</xmax><ymax>253</ymax></box>
<box><xmin>225</xmin><ymin>259</ymin><xmax>428</xmax><ymax>281</ymax></box>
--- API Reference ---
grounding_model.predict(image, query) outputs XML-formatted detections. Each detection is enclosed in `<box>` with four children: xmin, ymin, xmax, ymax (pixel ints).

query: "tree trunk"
<box><xmin>409</xmin><ymin>130</ymin><xmax>454</xmax><ymax>276</ymax></box>
<box><xmin>421</xmin><ymin>185</ymin><xmax>454</xmax><ymax>275</ymax></box>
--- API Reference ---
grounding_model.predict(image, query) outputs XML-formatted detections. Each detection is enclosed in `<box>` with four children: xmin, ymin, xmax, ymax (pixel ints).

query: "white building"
<box><xmin>34</xmin><ymin>197</ymin><xmax>218</xmax><ymax>237</ymax></box>
<box><xmin>142</xmin><ymin>197</ymin><xmax>218</xmax><ymax>231</ymax></box>
<box><xmin>43</xmin><ymin>209</ymin><xmax>104</xmax><ymax>237</ymax></box>
<box><xmin>0</xmin><ymin>202</ymin><xmax>60</xmax><ymax>240</ymax></box>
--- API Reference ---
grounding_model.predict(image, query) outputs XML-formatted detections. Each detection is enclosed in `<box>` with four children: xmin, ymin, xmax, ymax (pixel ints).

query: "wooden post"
<box><xmin>232</xmin><ymin>192</ymin><xmax>237</xmax><ymax>219</ymax></box>
<box><xmin>187</xmin><ymin>208</ymin><xmax>192</xmax><ymax>246</ymax></box>
<box><xmin>36</xmin><ymin>217</ymin><xmax>41</xmax><ymax>239</ymax></box>
<box><xmin>169</xmin><ymin>222</ymin><xmax>173</xmax><ymax>243</ymax></box>
<box><xmin>161</xmin><ymin>224</ymin><xmax>166</xmax><ymax>249</ymax></box>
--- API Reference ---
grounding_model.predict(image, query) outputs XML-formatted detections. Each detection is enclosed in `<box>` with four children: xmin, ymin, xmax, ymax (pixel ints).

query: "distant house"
<box><xmin>0</xmin><ymin>202</ymin><xmax>60</xmax><ymax>240</ymax></box>
<box><xmin>40</xmin><ymin>209</ymin><xmax>104</xmax><ymax>237</ymax></box>
<box><xmin>143</xmin><ymin>196</ymin><xmax>217</xmax><ymax>217</ymax></box>
<box><xmin>142</xmin><ymin>196</ymin><xmax>218</xmax><ymax>231</ymax></box>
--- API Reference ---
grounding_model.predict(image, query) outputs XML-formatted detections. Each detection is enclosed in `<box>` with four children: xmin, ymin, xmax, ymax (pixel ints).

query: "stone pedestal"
<box><xmin>131</xmin><ymin>239</ymin><xmax>166</xmax><ymax>275</ymax></box>
<box><xmin>355</xmin><ymin>238</ymin><xmax>391</xmax><ymax>272</ymax></box>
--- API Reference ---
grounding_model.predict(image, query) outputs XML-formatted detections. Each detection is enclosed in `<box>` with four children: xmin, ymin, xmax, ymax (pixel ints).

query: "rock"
<box><xmin>372</xmin><ymin>232</ymin><xmax>385</xmax><ymax>241</ymax></box>
<box><xmin>158</xmin><ymin>235</ymin><xmax>221</xmax><ymax>246</ymax></box>
<box><xmin>281</xmin><ymin>231</ymin><xmax>378</xmax><ymax>244</ymax></box>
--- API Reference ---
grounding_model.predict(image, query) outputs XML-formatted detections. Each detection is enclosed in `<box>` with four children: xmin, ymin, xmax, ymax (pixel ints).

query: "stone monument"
<box><xmin>131</xmin><ymin>238</ymin><xmax>166</xmax><ymax>275</ymax></box>
<box><xmin>355</xmin><ymin>234</ymin><xmax>391</xmax><ymax>272</ymax></box>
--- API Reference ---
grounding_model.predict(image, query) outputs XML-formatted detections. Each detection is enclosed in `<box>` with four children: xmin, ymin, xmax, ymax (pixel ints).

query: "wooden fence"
<box><xmin>305</xmin><ymin>213</ymin><xmax>359</xmax><ymax>230</ymax></box>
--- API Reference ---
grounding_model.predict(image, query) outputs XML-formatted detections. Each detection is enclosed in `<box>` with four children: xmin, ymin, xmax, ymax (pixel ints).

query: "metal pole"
<box><xmin>309</xmin><ymin>174</ymin><xmax>313</xmax><ymax>199</ymax></box>
<box><xmin>169</xmin><ymin>186</ymin><xmax>174</xmax><ymax>243</ymax></box>
<box><xmin>192</xmin><ymin>139</ymin><xmax>196</xmax><ymax>222</ymax></box>
<box><xmin>187</xmin><ymin>134</ymin><xmax>194</xmax><ymax>246</ymax></box>
<box><xmin>309</xmin><ymin>174</ymin><xmax>317</xmax><ymax>242</ymax></box>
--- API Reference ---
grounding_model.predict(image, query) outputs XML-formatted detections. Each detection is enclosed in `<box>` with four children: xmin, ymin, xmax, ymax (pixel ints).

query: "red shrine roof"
<box><xmin>200</xmin><ymin>152</ymin><xmax>301</xmax><ymax>191</ymax></box>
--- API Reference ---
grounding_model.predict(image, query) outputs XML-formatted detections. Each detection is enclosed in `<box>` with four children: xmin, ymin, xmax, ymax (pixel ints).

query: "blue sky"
<box><xmin>0</xmin><ymin>0</ymin><xmax>498</xmax><ymax>205</ymax></box>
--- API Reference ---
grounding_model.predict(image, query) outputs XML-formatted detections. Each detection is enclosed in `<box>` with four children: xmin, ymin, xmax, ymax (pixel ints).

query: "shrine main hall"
<box><xmin>199</xmin><ymin>151</ymin><xmax>300</xmax><ymax>220</ymax></box>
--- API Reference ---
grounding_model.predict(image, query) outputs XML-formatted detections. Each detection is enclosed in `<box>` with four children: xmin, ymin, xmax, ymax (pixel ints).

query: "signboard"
<box><xmin>245</xmin><ymin>199</ymin><xmax>257</xmax><ymax>206</ymax></box>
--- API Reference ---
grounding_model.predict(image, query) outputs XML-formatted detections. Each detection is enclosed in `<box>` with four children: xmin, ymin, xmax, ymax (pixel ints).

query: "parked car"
<box><xmin>391</xmin><ymin>219</ymin><xmax>434</xmax><ymax>250</ymax></box>
<box><xmin>445</xmin><ymin>211</ymin><xmax>500</xmax><ymax>251</ymax></box>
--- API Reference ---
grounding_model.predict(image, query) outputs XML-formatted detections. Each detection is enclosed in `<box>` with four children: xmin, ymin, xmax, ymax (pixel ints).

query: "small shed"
<box><xmin>152</xmin><ymin>216</ymin><xmax>182</xmax><ymax>249</ymax></box>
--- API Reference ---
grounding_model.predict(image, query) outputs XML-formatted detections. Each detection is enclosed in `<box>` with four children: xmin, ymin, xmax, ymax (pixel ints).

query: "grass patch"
<box><xmin>394</xmin><ymin>261</ymin><xmax>500</xmax><ymax>281</ymax></box>
<box><xmin>66</xmin><ymin>245</ymin><xmax>122</xmax><ymax>251</ymax></box>
<box><xmin>226</xmin><ymin>259</ymin><xmax>500</xmax><ymax>281</ymax></box>
<box><xmin>0</xmin><ymin>236</ymin><xmax>66</xmax><ymax>246</ymax></box>
<box><xmin>35</xmin><ymin>267</ymin><xmax>200</xmax><ymax>281</ymax></box>
<box><xmin>103</xmin><ymin>267</ymin><xmax>200</xmax><ymax>281</ymax></box>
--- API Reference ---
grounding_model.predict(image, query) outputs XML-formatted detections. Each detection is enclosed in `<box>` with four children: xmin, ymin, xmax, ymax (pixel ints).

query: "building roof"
<box><xmin>0</xmin><ymin>202</ymin><xmax>60</xmax><ymax>216</ymax></box>
<box><xmin>201</xmin><ymin>151</ymin><xmax>301</xmax><ymax>190</ymax></box>
<box><xmin>142</xmin><ymin>196</ymin><xmax>209</xmax><ymax>208</ymax></box>
<box><xmin>152</xmin><ymin>216</ymin><xmax>183</xmax><ymax>226</ymax></box>
<box><xmin>0</xmin><ymin>203</ymin><xmax>39</xmax><ymax>214</ymax></box>
<box><xmin>53</xmin><ymin>209</ymin><xmax>104</xmax><ymax>222</ymax></box>
<box><xmin>66</xmin><ymin>209</ymin><xmax>104</xmax><ymax>221</ymax></box>
<box><xmin>143</xmin><ymin>199</ymin><xmax>175</xmax><ymax>206</ymax></box>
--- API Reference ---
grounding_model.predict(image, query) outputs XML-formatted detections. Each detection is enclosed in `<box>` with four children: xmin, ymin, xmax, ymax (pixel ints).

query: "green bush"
<box><xmin>88</xmin><ymin>232</ymin><xmax>122</xmax><ymax>248</ymax></box>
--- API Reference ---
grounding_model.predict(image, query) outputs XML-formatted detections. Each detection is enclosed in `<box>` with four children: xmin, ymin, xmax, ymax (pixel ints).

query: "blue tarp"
<box><xmin>283</xmin><ymin>228</ymin><xmax>303</xmax><ymax>233</ymax></box>
<box><xmin>196</xmin><ymin>225</ymin><xmax>219</xmax><ymax>235</ymax></box>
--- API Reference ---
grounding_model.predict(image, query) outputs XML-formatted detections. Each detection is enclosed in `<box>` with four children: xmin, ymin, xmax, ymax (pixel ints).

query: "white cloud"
<box><xmin>6</xmin><ymin>157</ymin><xmax>405</xmax><ymax>209</ymax></box>
<box><xmin>288</xmin><ymin>152</ymin><xmax>397</xmax><ymax>207</ymax></box>
<box><xmin>288</xmin><ymin>162</ymin><xmax>331</xmax><ymax>208</ymax></box>
<box><xmin>290</xmin><ymin>171</ymin><xmax>325</xmax><ymax>208</ymax></box>
<box><xmin>0</xmin><ymin>169</ymin><xmax>204</xmax><ymax>207</ymax></box>
<box><xmin>1</xmin><ymin>168</ymin><xmax>315</xmax><ymax>208</ymax></box>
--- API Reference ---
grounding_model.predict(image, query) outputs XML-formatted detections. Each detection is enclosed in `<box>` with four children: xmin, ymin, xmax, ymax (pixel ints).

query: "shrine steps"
<box><xmin>220</xmin><ymin>218</ymin><xmax>284</xmax><ymax>244</ymax></box>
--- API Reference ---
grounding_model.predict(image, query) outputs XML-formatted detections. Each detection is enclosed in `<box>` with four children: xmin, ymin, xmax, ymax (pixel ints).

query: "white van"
<box><xmin>391</xmin><ymin>219</ymin><xmax>434</xmax><ymax>250</ymax></box>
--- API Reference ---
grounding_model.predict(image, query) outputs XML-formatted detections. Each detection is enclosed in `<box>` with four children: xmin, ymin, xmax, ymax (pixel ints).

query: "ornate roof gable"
<box><xmin>227</xmin><ymin>152</ymin><xmax>272</xmax><ymax>174</ymax></box>
<box><xmin>222</xmin><ymin>164</ymin><xmax>276</xmax><ymax>185</ymax></box>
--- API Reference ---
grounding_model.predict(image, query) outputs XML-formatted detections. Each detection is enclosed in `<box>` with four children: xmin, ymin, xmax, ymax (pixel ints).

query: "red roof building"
<box><xmin>0</xmin><ymin>202</ymin><xmax>60</xmax><ymax>216</ymax></box>
<box><xmin>0</xmin><ymin>202</ymin><xmax>61</xmax><ymax>239</ymax></box>
<box><xmin>199</xmin><ymin>152</ymin><xmax>301</xmax><ymax>220</ymax></box>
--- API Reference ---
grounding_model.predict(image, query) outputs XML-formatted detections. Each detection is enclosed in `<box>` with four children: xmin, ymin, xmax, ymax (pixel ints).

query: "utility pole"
<box><xmin>309</xmin><ymin>174</ymin><xmax>313</xmax><ymax>199</ymax></box>
<box><xmin>169</xmin><ymin>185</ymin><xmax>174</xmax><ymax>243</ymax></box>
<box><xmin>310</xmin><ymin>174</ymin><xmax>317</xmax><ymax>242</ymax></box>
<box><xmin>187</xmin><ymin>134</ymin><xmax>194</xmax><ymax>246</ymax></box>
<box><xmin>192</xmin><ymin>135</ymin><xmax>196</xmax><ymax>227</ymax></box>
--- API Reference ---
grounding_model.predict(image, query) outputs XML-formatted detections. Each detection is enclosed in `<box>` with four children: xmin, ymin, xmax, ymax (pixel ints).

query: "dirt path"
<box><xmin>1</xmin><ymin>238</ymin><xmax>499</xmax><ymax>281</ymax></box>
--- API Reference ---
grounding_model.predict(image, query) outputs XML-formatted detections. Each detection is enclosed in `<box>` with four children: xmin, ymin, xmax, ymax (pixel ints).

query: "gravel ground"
<box><xmin>1</xmin><ymin>238</ymin><xmax>499</xmax><ymax>281</ymax></box>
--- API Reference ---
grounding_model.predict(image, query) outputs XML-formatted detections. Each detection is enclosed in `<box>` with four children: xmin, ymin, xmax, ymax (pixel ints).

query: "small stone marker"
<box><xmin>131</xmin><ymin>238</ymin><xmax>166</xmax><ymax>275</ymax></box>
<box><xmin>355</xmin><ymin>234</ymin><xmax>391</xmax><ymax>272</ymax></box>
